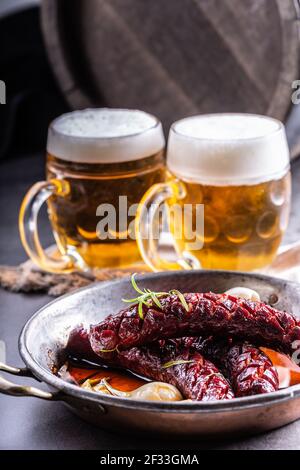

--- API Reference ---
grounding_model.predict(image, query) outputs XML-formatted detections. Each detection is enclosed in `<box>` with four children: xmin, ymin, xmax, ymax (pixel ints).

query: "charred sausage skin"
<box><xmin>66</xmin><ymin>327</ymin><xmax>234</xmax><ymax>401</ymax></box>
<box><xmin>89</xmin><ymin>293</ymin><xmax>300</xmax><ymax>358</ymax></box>
<box><xmin>67</xmin><ymin>328</ymin><xmax>278</xmax><ymax>399</ymax></box>
<box><xmin>116</xmin><ymin>340</ymin><xmax>234</xmax><ymax>401</ymax></box>
<box><xmin>184</xmin><ymin>337</ymin><xmax>279</xmax><ymax>396</ymax></box>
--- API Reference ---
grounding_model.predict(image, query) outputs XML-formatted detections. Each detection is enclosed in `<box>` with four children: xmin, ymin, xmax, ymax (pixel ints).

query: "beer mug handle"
<box><xmin>135</xmin><ymin>180</ymin><xmax>201</xmax><ymax>271</ymax></box>
<box><xmin>19</xmin><ymin>180</ymin><xmax>79</xmax><ymax>273</ymax></box>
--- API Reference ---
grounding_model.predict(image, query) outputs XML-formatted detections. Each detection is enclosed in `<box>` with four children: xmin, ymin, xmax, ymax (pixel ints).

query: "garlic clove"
<box><xmin>225</xmin><ymin>286</ymin><xmax>260</xmax><ymax>302</ymax></box>
<box><xmin>131</xmin><ymin>381</ymin><xmax>183</xmax><ymax>401</ymax></box>
<box><xmin>81</xmin><ymin>377</ymin><xmax>183</xmax><ymax>401</ymax></box>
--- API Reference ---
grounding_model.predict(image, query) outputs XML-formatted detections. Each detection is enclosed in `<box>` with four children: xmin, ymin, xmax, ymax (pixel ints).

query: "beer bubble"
<box><xmin>256</xmin><ymin>211</ymin><xmax>278</xmax><ymax>239</ymax></box>
<box><xmin>224</xmin><ymin>215</ymin><xmax>252</xmax><ymax>244</ymax></box>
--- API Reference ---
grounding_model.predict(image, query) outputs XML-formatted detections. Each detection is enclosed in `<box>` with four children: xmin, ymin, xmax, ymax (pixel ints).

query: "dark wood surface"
<box><xmin>41</xmin><ymin>0</ymin><xmax>300</xmax><ymax>135</ymax></box>
<box><xmin>0</xmin><ymin>151</ymin><xmax>300</xmax><ymax>449</ymax></box>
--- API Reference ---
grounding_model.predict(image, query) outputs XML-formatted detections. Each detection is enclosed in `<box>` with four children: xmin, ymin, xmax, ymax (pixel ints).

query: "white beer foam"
<box><xmin>167</xmin><ymin>114</ymin><xmax>290</xmax><ymax>185</ymax></box>
<box><xmin>47</xmin><ymin>108</ymin><xmax>165</xmax><ymax>163</ymax></box>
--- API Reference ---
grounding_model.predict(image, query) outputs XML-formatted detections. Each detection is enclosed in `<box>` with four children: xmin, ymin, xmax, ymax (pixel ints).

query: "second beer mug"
<box><xmin>19</xmin><ymin>108</ymin><xmax>165</xmax><ymax>272</ymax></box>
<box><xmin>136</xmin><ymin>114</ymin><xmax>291</xmax><ymax>272</ymax></box>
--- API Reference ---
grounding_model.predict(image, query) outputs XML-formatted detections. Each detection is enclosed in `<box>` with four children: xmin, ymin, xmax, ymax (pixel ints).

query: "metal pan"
<box><xmin>1</xmin><ymin>270</ymin><xmax>300</xmax><ymax>439</ymax></box>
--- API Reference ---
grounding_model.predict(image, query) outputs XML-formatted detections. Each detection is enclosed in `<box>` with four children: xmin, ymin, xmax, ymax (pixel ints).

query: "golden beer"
<box><xmin>136</xmin><ymin>113</ymin><xmax>291</xmax><ymax>272</ymax></box>
<box><xmin>168</xmin><ymin>175</ymin><xmax>291</xmax><ymax>271</ymax></box>
<box><xmin>46</xmin><ymin>151</ymin><xmax>165</xmax><ymax>268</ymax></box>
<box><xmin>19</xmin><ymin>108</ymin><xmax>165</xmax><ymax>272</ymax></box>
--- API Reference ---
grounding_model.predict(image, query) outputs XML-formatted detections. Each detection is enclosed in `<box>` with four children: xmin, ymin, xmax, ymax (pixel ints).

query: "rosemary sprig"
<box><xmin>98</xmin><ymin>347</ymin><xmax>117</xmax><ymax>353</ymax></box>
<box><xmin>97</xmin><ymin>345</ymin><xmax>121</xmax><ymax>354</ymax></box>
<box><xmin>122</xmin><ymin>273</ymin><xmax>168</xmax><ymax>320</ymax></box>
<box><xmin>122</xmin><ymin>273</ymin><xmax>190</xmax><ymax>320</ymax></box>
<box><xmin>145</xmin><ymin>288</ymin><xmax>163</xmax><ymax>309</ymax></box>
<box><xmin>131</xmin><ymin>273</ymin><xmax>145</xmax><ymax>295</ymax></box>
<box><xmin>162</xmin><ymin>360</ymin><xmax>195</xmax><ymax>369</ymax></box>
<box><xmin>169</xmin><ymin>289</ymin><xmax>190</xmax><ymax>312</ymax></box>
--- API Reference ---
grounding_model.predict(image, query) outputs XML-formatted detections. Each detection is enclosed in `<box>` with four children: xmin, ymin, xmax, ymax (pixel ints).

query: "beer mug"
<box><xmin>136</xmin><ymin>114</ymin><xmax>291</xmax><ymax>272</ymax></box>
<box><xmin>19</xmin><ymin>109</ymin><xmax>165</xmax><ymax>272</ymax></box>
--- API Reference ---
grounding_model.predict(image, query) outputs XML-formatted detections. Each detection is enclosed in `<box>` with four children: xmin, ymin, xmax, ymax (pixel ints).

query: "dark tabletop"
<box><xmin>0</xmin><ymin>152</ymin><xmax>300</xmax><ymax>450</ymax></box>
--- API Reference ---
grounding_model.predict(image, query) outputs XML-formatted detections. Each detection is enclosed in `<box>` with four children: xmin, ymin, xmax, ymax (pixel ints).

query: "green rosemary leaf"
<box><xmin>138</xmin><ymin>301</ymin><xmax>144</xmax><ymax>320</ymax></box>
<box><xmin>131</xmin><ymin>273</ymin><xmax>144</xmax><ymax>295</ymax></box>
<box><xmin>162</xmin><ymin>360</ymin><xmax>195</xmax><ymax>369</ymax></box>
<box><xmin>122</xmin><ymin>275</ymin><xmax>190</xmax><ymax>321</ymax></box>
<box><xmin>170</xmin><ymin>289</ymin><xmax>190</xmax><ymax>312</ymax></box>
<box><xmin>122</xmin><ymin>297</ymin><xmax>139</xmax><ymax>303</ymax></box>
<box><xmin>147</xmin><ymin>290</ymin><xmax>163</xmax><ymax>309</ymax></box>
<box><xmin>98</xmin><ymin>347</ymin><xmax>117</xmax><ymax>353</ymax></box>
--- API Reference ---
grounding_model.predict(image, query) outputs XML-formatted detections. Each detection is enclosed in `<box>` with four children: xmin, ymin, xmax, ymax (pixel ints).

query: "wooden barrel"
<box><xmin>41</xmin><ymin>0</ymin><xmax>300</xmax><ymax>157</ymax></box>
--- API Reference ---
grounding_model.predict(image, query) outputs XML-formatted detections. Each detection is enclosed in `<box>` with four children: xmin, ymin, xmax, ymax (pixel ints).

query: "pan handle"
<box><xmin>0</xmin><ymin>361</ymin><xmax>59</xmax><ymax>401</ymax></box>
<box><xmin>0</xmin><ymin>362</ymin><xmax>35</xmax><ymax>377</ymax></box>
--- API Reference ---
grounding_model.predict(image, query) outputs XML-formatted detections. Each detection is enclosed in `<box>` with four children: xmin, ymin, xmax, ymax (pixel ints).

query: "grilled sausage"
<box><xmin>89</xmin><ymin>293</ymin><xmax>300</xmax><ymax>359</ymax></box>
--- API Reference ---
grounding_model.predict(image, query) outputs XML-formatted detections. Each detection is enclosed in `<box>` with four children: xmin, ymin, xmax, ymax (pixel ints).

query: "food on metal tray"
<box><xmin>89</xmin><ymin>281</ymin><xmax>300</xmax><ymax>358</ymax></box>
<box><xmin>64</xmin><ymin>275</ymin><xmax>299</xmax><ymax>402</ymax></box>
<box><xmin>185</xmin><ymin>337</ymin><xmax>279</xmax><ymax>396</ymax></box>
<box><xmin>67</xmin><ymin>331</ymin><xmax>234</xmax><ymax>401</ymax></box>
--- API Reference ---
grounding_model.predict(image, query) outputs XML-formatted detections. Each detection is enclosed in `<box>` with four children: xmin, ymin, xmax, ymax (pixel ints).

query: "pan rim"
<box><xmin>19</xmin><ymin>269</ymin><xmax>300</xmax><ymax>413</ymax></box>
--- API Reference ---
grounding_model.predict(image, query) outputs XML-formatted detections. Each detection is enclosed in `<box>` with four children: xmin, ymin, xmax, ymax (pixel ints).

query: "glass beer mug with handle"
<box><xmin>19</xmin><ymin>108</ymin><xmax>165</xmax><ymax>273</ymax></box>
<box><xmin>136</xmin><ymin>113</ymin><xmax>291</xmax><ymax>272</ymax></box>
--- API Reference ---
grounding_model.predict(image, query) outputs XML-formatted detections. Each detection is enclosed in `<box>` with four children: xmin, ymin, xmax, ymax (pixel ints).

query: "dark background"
<box><xmin>0</xmin><ymin>3</ymin><xmax>68</xmax><ymax>161</ymax></box>
<box><xmin>0</xmin><ymin>3</ymin><xmax>70</xmax><ymax>262</ymax></box>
